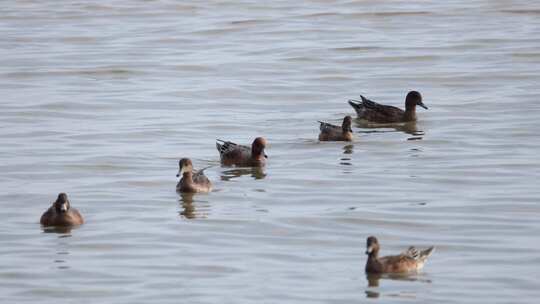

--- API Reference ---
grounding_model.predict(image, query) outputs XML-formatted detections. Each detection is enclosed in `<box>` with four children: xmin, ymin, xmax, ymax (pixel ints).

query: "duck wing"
<box><xmin>402</xmin><ymin>246</ymin><xmax>420</xmax><ymax>259</ymax></box>
<box><xmin>349</xmin><ymin>96</ymin><xmax>405</xmax><ymax>123</ymax></box>
<box><xmin>216</xmin><ymin>139</ymin><xmax>250</xmax><ymax>155</ymax></box>
<box><xmin>397</xmin><ymin>245</ymin><xmax>434</xmax><ymax>271</ymax></box>
<box><xmin>402</xmin><ymin>246</ymin><xmax>434</xmax><ymax>262</ymax></box>
<box><xmin>216</xmin><ymin>139</ymin><xmax>252</xmax><ymax>163</ymax></box>
<box><xmin>379</xmin><ymin>253</ymin><xmax>415</xmax><ymax>266</ymax></box>
<box><xmin>193</xmin><ymin>171</ymin><xmax>211</xmax><ymax>186</ymax></box>
<box><xmin>216</xmin><ymin>139</ymin><xmax>235</xmax><ymax>156</ymax></box>
<box><xmin>360</xmin><ymin>95</ymin><xmax>404</xmax><ymax>117</ymax></box>
<box><xmin>318</xmin><ymin>121</ymin><xmax>341</xmax><ymax>133</ymax></box>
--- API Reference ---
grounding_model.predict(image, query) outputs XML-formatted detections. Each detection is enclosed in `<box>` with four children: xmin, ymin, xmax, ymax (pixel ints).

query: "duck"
<box><xmin>40</xmin><ymin>193</ymin><xmax>84</xmax><ymax>227</ymax></box>
<box><xmin>365</xmin><ymin>236</ymin><xmax>434</xmax><ymax>274</ymax></box>
<box><xmin>318</xmin><ymin>116</ymin><xmax>353</xmax><ymax>141</ymax></box>
<box><xmin>348</xmin><ymin>91</ymin><xmax>427</xmax><ymax>123</ymax></box>
<box><xmin>216</xmin><ymin>137</ymin><xmax>267</xmax><ymax>167</ymax></box>
<box><xmin>176</xmin><ymin>158</ymin><xmax>212</xmax><ymax>193</ymax></box>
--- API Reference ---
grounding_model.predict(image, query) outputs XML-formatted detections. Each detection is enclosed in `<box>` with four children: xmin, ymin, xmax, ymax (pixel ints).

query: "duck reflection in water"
<box><xmin>179</xmin><ymin>193</ymin><xmax>195</xmax><ymax>219</ymax></box>
<box><xmin>42</xmin><ymin>217</ymin><xmax>75</xmax><ymax>269</ymax></box>
<box><xmin>340</xmin><ymin>144</ymin><xmax>354</xmax><ymax>168</ymax></box>
<box><xmin>42</xmin><ymin>226</ymin><xmax>74</xmax><ymax>234</ymax></box>
<box><xmin>54</xmin><ymin>237</ymin><xmax>71</xmax><ymax>270</ymax></box>
<box><xmin>364</xmin><ymin>272</ymin><xmax>433</xmax><ymax>299</ymax></box>
<box><xmin>220</xmin><ymin>167</ymin><xmax>266</xmax><ymax>181</ymax></box>
<box><xmin>178</xmin><ymin>193</ymin><xmax>209</xmax><ymax>219</ymax></box>
<box><xmin>398</xmin><ymin>121</ymin><xmax>424</xmax><ymax>139</ymax></box>
<box><xmin>355</xmin><ymin>119</ymin><xmax>425</xmax><ymax>141</ymax></box>
<box><xmin>366</xmin><ymin>272</ymin><xmax>432</xmax><ymax>288</ymax></box>
<box><xmin>41</xmin><ymin>232</ymin><xmax>73</xmax><ymax>270</ymax></box>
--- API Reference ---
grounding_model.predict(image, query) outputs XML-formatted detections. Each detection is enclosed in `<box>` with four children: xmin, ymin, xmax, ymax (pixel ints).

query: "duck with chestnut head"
<box><xmin>318</xmin><ymin>116</ymin><xmax>353</xmax><ymax>142</ymax></box>
<box><xmin>216</xmin><ymin>137</ymin><xmax>267</xmax><ymax>167</ymax></box>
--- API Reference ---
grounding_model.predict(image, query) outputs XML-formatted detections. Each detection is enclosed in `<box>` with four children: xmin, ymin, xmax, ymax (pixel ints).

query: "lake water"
<box><xmin>1</xmin><ymin>1</ymin><xmax>540</xmax><ymax>303</ymax></box>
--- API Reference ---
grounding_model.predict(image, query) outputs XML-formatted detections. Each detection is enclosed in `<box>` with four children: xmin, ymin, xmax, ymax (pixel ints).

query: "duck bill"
<box><xmin>365</xmin><ymin>245</ymin><xmax>374</xmax><ymax>255</ymax></box>
<box><xmin>176</xmin><ymin>167</ymin><xmax>184</xmax><ymax>178</ymax></box>
<box><xmin>418</xmin><ymin>102</ymin><xmax>428</xmax><ymax>110</ymax></box>
<box><xmin>264</xmin><ymin>153</ymin><xmax>268</xmax><ymax>159</ymax></box>
<box><xmin>60</xmin><ymin>202</ymin><xmax>68</xmax><ymax>213</ymax></box>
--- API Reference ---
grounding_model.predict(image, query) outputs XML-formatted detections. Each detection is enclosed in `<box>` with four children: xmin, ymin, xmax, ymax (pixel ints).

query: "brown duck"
<box><xmin>216</xmin><ymin>137</ymin><xmax>267</xmax><ymax>167</ymax></box>
<box><xmin>365</xmin><ymin>236</ymin><xmax>434</xmax><ymax>274</ymax></box>
<box><xmin>318</xmin><ymin>116</ymin><xmax>353</xmax><ymax>142</ymax></box>
<box><xmin>40</xmin><ymin>193</ymin><xmax>84</xmax><ymax>227</ymax></box>
<box><xmin>176</xmin><ymin>158</ymin><xmax>212</xmax><ymax>193</ymax></box>
<box><xmin>348</xmin><ymin>91</ymin><xmax>427</xmax><ymax>123</ymax></box>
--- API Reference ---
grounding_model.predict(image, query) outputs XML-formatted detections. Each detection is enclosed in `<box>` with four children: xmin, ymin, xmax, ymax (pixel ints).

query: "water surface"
<box><xmin>1</xmin><ymin>1</ymin><xmax>540</xmax><ymax>303</ymax></box>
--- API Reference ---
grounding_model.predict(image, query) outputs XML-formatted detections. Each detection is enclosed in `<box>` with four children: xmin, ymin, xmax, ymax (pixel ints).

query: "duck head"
<box><xmin>252</xmin><ymin>137</ymin><xmax>267</xmax><ymax>158</ymax></box>
<box><xmin>342</xmin><ymin>115</ymin><xmax>353</xmax><ymax>132</ymax></box>
<box><xmin>365</xmin><ymin>236</ymin><xmax>380</xmax><ymax>256</ymax></box>
<box><xmin>405</xmin><ymin>91</ymin><xmax>428</xmax><ymax>110</ymax></box>
<box><xmin>177</xmin><ymin>158</ymin><xmax>193</xmax><ymax>177</ymax></box>
<box><xmin>54</xmin><ymin>193</ymin><xmax>71</xmax><ymax>213</ymax></box>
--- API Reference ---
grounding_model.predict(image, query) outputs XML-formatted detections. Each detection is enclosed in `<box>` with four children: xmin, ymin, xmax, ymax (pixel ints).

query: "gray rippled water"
<box><xmin>1</xmin><ymin>1</ymin><xmax>540</xmax><ymax>303</ymax></box>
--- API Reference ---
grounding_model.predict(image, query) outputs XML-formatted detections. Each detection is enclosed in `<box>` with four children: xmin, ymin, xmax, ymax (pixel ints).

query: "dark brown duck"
<box><xmin>40</xmin><ymin>193</ymin><xmax>84</xmax><ymax>227</ymax></box>
<box><xmin>349</xmin><ymin>91</ymin><xmax>427</xmax><ymax>123</ymax></box>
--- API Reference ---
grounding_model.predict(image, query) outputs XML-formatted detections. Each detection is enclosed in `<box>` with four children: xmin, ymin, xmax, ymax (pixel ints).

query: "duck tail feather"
<box><xmin>197</xmin><ymin>165</ymin><xmax>214</xmax><ymax>174</ymax></box>
<box><xmin>419</xmin><ymin>246</ymin><xmax>435</xmax><ymax>261</ymax></box>
<box><xmin>348</xmin><ymin>100</ymin><xmax>362</xmax><ymax>110</ymax></box>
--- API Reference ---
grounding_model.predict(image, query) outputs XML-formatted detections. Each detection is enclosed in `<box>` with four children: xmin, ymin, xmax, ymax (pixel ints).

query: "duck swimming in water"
<box><xmin>40</xmin><ymin>193</ymin><xmax>84</xmax><ymax>227</ymax></box>
<box><xmin>318</xmin><ymin>116</ymin><xmax>353</xmax><ymax>141</ymax></box>
<box><xmin>349</xmin><ymin>91</ymin><xmax>427</xmax><ymax>123</ymax></box>
<box><xmin>216</xmin><ymin>137</ymin><xmax>267</xmax><ymax>167</ymax></box>
<box><xmin>365</xmin><ymin>236</ymin><xmax>434</xmax><ymax>274</ymax></box>
<box><xmin>176</xmin><ymin>158</ymin><xmax>212</xmax><ymax>193</ymax></box>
